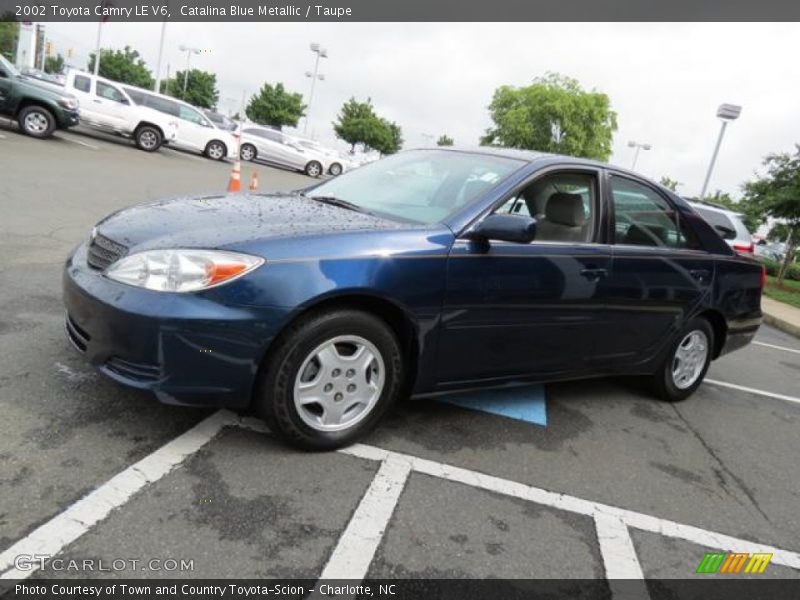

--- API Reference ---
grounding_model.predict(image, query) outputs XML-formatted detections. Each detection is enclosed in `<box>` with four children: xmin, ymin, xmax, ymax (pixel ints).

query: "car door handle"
<box><xmin>580</xmin><ymin>268</ymin><xmax>607</xmax><ymax>281</ymax></box>
<box><xmin>689</xmin><ymin>269</ymin><xmax>710</xmax><ymax>282</ymax></box>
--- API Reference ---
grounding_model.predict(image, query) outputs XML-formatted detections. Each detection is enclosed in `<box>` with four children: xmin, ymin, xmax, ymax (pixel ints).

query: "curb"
<box><xmin>762</xmin><ymin>310</ymin><xmax>800</xmax><ymax>339</ymax></box>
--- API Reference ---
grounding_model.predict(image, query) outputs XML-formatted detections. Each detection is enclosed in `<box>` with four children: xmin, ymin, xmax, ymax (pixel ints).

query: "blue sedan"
<box><xmin>63</xmin><ymin>148</ymin><xmax>763</xmax><ymax>449</ymax></box>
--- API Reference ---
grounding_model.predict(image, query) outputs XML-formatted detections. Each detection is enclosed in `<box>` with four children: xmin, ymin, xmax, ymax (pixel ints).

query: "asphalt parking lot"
<box><xmin>1</xmin><ymin>122</ymin><xmax>800</xmax><ymax>593</ymax></box>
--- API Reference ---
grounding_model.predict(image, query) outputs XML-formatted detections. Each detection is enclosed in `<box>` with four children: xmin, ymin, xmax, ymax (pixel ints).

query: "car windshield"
<box><xmin>0</xmin><ymin>54</ymin><xmax>21</xmax><ymax>77</ymax></box>
<box><xmin>306</xmin><ymin>150</ymin><xmax>523</xmax><ymax>224</ymax></box>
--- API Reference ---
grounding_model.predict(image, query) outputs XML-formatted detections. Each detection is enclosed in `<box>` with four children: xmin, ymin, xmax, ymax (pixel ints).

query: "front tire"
<box><xmin>305</xmin><ymin>160</ymin><xmax>323</xmax><ymax>178</ymax></box>
<box><xmin>650</xmin><ymin>317</ymin><xmax>713</xmax><ymax>402</ymax></box>
<box><xmin>18</xmin><ymin>105</ymin><xmax>56</xmax><ymax>138</ymax></box>
<box><xmin>329</xmin><ymin>162</ymin><xmax>343</xmax><ymax>176</ymax></box>
<box><xmin>255</xmin><ymin>309</ymin><xmax>404</xmax><ymax>450</ymax></box>
<box><xmin>204</xmin><ymin>140</ymin><xmax>227</xmax><ymax>161</ymax></box>
<box><xmin>134</xmin><ymin>125</ymin><xmax>162</xmax><ymax>152</ymax></box>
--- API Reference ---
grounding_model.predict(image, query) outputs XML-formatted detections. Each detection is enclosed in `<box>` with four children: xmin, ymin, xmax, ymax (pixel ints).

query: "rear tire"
<box><xmin>204</xmin><ymin>140</ymin><xmax>227</xmax><ymax>160</ymax></box>
<box><xmin>18</xmin><ymin>105</ymin><xmax>56</xmax><ymax>138</ymax></box>
<box><xmin>254</xmin><ymin>309</ymin><xmax>404</xmax><ymax>450</ymax></box>
<box><xmin>305</xmin><ymin>160</ymin><xmax>323</xmax><ymax>178</ymax></box>
<box><xmin>134</xmin><ymin>125</ymin><xmax>162</xmax><ymax>152</ymax></box>
<box><xmin>240</xmin><ymin>143</ymin><xmax>257</xmax><ymax>162</ymax></box>
<box><xmin>650</xmin><ymin>317</ymin><xmax>714</xmax><ymax>402</ymax></box>
<box><xmin>329</xmin><ymin>162</ymin><xmax>343</xmax><ymax>176</ymax></box>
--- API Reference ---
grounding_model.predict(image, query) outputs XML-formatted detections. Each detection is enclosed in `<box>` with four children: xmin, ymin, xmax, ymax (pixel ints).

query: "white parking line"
<box><xmin>58</xmin><ymin>134</ymin><xmax>100</xmax><ymax>150</ymax></box>
<box><xmin>705</xmin><ymin>378</ymin><xmax>800</xmax><ymax>407</ymax></box>
<box><xmin>595</xmin><ymin>515</ymin><xmax>650</xmax><ymax>600</ymax></box>
<box><xmin>0</xmin><ymin>410</ymin><xmax>235</xmax><ymax>580</ymax></box>
<box><xmin>753</xmin><ymin>340</ymin><xmax>800</xmax><ymax>355</ymax></box>
<box><xmin>318</xmin><ymin>457</ymin><xmax>411</xmax><ymax>580</ymax></box>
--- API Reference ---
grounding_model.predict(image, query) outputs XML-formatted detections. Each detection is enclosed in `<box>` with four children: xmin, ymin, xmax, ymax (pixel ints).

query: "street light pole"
<box><xmin>699</xmin><ymin>104</ymin><xmax>741</xmax><ymax>200</ymax></box>
<box><xmin>153</xmin><ymin>22</ymin><xmax>167</xmax><ymax>93</ymax></box>
<box><xmin>178</xmin><ymin>44</ymin><xmax>201</xmax><ymax>94</ymax></box>
<box><xmin>628</xmin><ymin>140</ymin><xmax>652</xmax><ymax>170</ymax></box>
<box><xmin>304</xmin><ymin>43</ymin><xmax>327</xmax><ymax>135</ymax></box>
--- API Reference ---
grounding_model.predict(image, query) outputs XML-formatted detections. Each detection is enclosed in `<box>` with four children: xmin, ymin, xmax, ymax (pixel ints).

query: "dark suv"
<box><xmin>0</xmin><ymin>55</ymin><xmax>80</xmax><ymax>138</ymax></box>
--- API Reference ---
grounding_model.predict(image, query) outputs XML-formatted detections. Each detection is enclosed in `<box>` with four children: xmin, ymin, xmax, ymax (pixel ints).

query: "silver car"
<box><xmin>239</xmin><ymin>126</ymin><xmax>328</xmax><ymax>177</ymax></box>
<box><xmin>687</xmin><ymin>200</ymin><xmax>753</xmax><ymax>255</ymax></box>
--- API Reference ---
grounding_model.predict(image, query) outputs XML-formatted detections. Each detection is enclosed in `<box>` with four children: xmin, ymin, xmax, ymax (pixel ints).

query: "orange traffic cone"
<box><xmin>249</xmin><ymin>171</ymin><xmax>259</xmax><ymax>192</ymax></box>
<box><xmin>227</xmin><ymin>160</ymin><xmax>242</xmax><ymax>193</ymax></box>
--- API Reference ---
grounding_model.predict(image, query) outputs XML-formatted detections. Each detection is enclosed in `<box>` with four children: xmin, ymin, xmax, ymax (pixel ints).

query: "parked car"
<box><xmin>121</xmin><ymin>85</ymin><xmax>237</xmax><ymax>160</ymax></box>
<box><xmin>202</xmin><ymin>109</ymin><xmax>239</xmax><ymax>132</ymax></box>
<box><xmin>754</xmin><ymin>239</ymin><xmax>786</xmax><ymax>263</ymax></box>
<box><xmin>63</xmin><ymin>148</ymin><xmax>763</xmax><ymax>450</ymax></box>
<box><xmin>289</xmin><ymin>136</ymin><xmax>354</xmax><ymax>176</ymax></box>
<box><xmin>686</xmin><ymin>200</ymin><xmax>754</xmax><ymax>254</ymax></box>
<box><xmin>62</xmin><ymin>70</ymin><xmax>178</xmax><ymax>152</ymax></box>
<box><xmin>239</xmin><ymin>125</ymin><xmax>328</xmax><ymax>177</ymax></box>
<box><xmin>0</xmin><ymin>54</ymin><xmax>79</xmax><ymax>138</ymax></box>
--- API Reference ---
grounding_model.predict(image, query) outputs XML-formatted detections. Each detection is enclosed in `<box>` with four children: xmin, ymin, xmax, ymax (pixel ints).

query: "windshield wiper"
<box><xmin>307</xmin><ymin>195</ymin><xmax>373</xmax><ymax>216</ymax></box>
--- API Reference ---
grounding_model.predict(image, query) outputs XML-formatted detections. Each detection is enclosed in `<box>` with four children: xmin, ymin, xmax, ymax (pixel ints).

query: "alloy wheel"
<box><xmin>24</xmin><ymin>111</ymin><xmax>49</xmax><ymax>134</ymax></box>
<box><xmin>671</xmin><ymin>330</ymin><xmax>709</xmax><ymax>389</ymax></box>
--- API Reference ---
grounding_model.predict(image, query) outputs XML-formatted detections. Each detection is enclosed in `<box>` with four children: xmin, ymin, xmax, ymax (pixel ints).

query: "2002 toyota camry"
<box><xmin>63</xmin><ymin>148</ymin><xmax>763</xmax><ymax>449</ymax></box>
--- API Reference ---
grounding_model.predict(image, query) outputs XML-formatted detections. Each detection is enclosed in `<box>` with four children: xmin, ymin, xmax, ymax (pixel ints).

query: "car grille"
<box><xmin>65</xmin><ymin>312</ymin><xmax>90</xmax><ymax>352</ymax></box>
<box><xmin>87</xmin><ymin>233</ymin><xmax>127</xmax><ymax>270</ymax></box>
<box><xmin>104</xmin><ymin>356</ymin><xmax>162</xmax><ymax>383</ymax></box>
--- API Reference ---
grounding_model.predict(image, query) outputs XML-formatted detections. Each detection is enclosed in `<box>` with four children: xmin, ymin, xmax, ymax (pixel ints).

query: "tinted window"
<box><xmin>96</xmin><ymin>81</ymin><xmax>125</xmax><ymax>102</ymax></box>
<box><xmin>144</xmin><ymin>95</ymin><xmax>180</xmax><ymax>117</ymax></box>
<box><xmin>178</xmin><ymin>105</ymin><xmax>208</xmax><ymax>125</ymax></box>
<box><xmin>122</xmin><ymin>87</ymin><xmax>146</xmax><ymax>104</ymax></box>
<box><xmin>262</xmin><ymin>130</ymin><xmax>282</xmax><ymax>142</ymax></box>
<box><xmin>612</xmin><ymin>177</ymin><xmax>698</xmax><ymax>249</ymax></box>
<box><xmin>73</xmin><ymin>75</ymin><xmax>91</xmax><ymax>93</ymax></box>
<box><xmin>692</xmin><ymin>206</ymin><xmax>734</xmax><ymax>231</ymax></box>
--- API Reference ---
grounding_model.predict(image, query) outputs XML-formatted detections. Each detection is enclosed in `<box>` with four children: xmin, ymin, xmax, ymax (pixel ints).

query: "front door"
<box><xmin>602</xmin><ymin>174</ymin><xmax>714</xmax><ymax>367</ymax></box>
<box><xmin>89</xmin><ymin>80</ymin><xmax>129</xmax><ymax>130</ymax></box>
<box><xmin>436</xmin><ymin>168</ymin><xmax>612</xmax><ymax>387</ymax></box>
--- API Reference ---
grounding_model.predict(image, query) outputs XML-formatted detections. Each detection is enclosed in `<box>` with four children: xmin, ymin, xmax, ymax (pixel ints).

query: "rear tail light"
<box><xmin>733</xmin><ymin>242</ymin><xmax>754</xmax><ymax>254</ymax></box>
<box><xmin>760</xmin><ymin>264</ymin><xmax>767</xmax><ymax>289</ymax></box>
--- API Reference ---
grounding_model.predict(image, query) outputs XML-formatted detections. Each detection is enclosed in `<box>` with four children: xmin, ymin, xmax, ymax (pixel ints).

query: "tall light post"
<box><xmin>178</xmin><ymin>44</ymin><xmax>202</xmax><ymax>93</ymax></box>
<box><xmin>153</xmin><ymin>22</ymin><xmax>167</xmax><ymax>93</ymax></box>
<box><xmin>304</xmin><ymin>42</ymin><xmax>327</xmax><ymax>134</ymax></box>
<box><xmin>699</xmin><ymin>103</ymin><xmax>742</xmax><ymax>200</ymax></box>
<box><xmin>628</xmin><ymin>140</ymin><xmax>652</xmax><ymax>170</ymax></box>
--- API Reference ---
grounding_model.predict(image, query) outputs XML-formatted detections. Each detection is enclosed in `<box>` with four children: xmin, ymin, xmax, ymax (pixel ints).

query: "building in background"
<box><xmin>15</xmin><ymin>22</ymin><xmax>38</xmax><ymax>70</ymax></box>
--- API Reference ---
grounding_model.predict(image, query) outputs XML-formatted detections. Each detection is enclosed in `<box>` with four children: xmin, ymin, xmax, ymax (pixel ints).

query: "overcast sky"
<box><xmin>42</xmin><ymin>21</ymin><xmax>800</xmax><ymax>198</ymax></box>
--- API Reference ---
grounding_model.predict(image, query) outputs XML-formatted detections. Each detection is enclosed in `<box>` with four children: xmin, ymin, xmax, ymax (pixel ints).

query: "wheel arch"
<box><xmin>252</xmin><ymin>291</ymin><xmax>421</xmax><ymax>407</ymax></box>
<box><xmin>135</xmin><ymin>121</ymin><xmax>165</xmax><ymax>138</ymax></box>
<box><xmin>696</xmin><ymin>308</ymin><xmax>727</xmax><ymax>359</ymax></box>
<box><xmin>16</xmin><ymin>97</ymin><xmax>56</xmax><ymax>117</ymax></box>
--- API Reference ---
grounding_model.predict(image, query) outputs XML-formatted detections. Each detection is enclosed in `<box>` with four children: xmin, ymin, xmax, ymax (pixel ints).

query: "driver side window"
<box><xmin>494</xmin><ymin>171</ymin><xmax>597</xmax><ymax>243</ymax></box>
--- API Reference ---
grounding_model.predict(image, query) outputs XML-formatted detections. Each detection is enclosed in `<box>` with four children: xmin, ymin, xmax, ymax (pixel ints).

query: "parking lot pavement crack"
<box><xmin>670</xmin><ymin>405</ymin><xmax>773</xmax><ymax>526</ymax></box>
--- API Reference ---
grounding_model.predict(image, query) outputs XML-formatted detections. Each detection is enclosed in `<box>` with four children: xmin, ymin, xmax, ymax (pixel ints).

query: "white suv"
<box><xmin>63</xmin><ymin>70</ymin><xmax>178</xmax><ymax>152</ymax></box>
<box><xmin>687</xmin><ymin>200</ymin><xmax>754</xmax><ymax>255</ymax></box>
<box><xmin>121</xmin><ymin>86</ymin><xmax>238</xmax><ymax>161</ymax></box>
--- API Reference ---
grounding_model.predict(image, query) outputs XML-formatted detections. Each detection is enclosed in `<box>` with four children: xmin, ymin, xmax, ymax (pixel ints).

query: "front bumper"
<box><xmin>62</xmin><ymin>243</ymin><xmax>287</xmax><ymax>408</ymax></box>
<box><xmin>59</xmin><ymin>107</ymin><xmax>80</xmax><ymax>128</ymax></box>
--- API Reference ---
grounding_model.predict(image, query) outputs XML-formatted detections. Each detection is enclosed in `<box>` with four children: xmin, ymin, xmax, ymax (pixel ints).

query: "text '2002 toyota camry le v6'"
<box><xmin>63</xmin><ymin>148</ymin><xmax>764</xmax><ymax>449</ymax></box>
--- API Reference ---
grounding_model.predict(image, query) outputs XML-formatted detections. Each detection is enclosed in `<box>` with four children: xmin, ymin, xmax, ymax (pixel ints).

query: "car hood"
<box><xmin>94</xmin><ymin>193</ymin><xmax>407</xmax><ymax>252</ymax></box>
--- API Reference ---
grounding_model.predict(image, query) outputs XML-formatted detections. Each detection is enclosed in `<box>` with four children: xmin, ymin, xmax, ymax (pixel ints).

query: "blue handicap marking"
<box><xmin>437</xmin><ymin>384</ymin><xmax>547</xmax><ymax>426</ymax></box>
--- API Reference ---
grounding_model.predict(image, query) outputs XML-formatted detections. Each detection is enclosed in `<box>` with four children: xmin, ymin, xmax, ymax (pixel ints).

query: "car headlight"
<box><xmin>59</xmin><ymin>97</ymin><xmax>79</xmax><ymax>109</ymax></box>
<box><xmin>105</xmin><ymin>249</ymin><xmax>263</xmax><ymax>292</ymax></box>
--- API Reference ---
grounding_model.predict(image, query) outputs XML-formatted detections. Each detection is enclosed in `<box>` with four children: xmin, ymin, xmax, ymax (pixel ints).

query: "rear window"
<box><xmin>692</xmin><ymin>206</ymin><xmax>735</xmax><ymax>231</ymax></box>
<box><xmin>144</xmin><ymin>95</ymin><xmax>180</xmax><ymax>117</ymax></box>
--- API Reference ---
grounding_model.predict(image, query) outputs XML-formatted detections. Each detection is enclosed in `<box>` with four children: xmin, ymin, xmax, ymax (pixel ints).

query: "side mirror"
<box><xmin>119</xmin><ymin>97</ymin><xmax>130</xmax><ymax>105</ymax></box>
<box><xmin>467</xmin><ymin>213</ymin><xmax>538</xmax><ymax>244</ymax></box>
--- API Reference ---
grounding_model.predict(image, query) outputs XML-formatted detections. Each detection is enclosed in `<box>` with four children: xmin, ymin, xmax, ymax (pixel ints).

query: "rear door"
<box><xmin>602</xmin><ymin>173</ymin><xmax>714</xmax><ymax>367</ymax></box>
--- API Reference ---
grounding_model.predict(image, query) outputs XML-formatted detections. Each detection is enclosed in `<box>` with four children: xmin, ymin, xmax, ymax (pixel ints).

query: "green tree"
<box><xmin>44</xmin><ymin>54</ymin><xmax>65</xmax><ymax>74</ymax></box>
<box><xmin>481</xmin><ymin>72</ymin><xmax>617</xmax><ymax>161</ymax></box>
<box><xmin>0</xmin><ymin>19</ymin><xmax>19</xmax><ymax>61</ymax></box>
<box><xmin>659</xmin><ymin>176</ymin><xmax>680</xmax><ymax>192</ymax></box>
<box><xmin>87</xmin><ymin>46</ymin><xmax>153</xmax><ymax>88</ymax></box>
<box><xmin>768</xmin><ymin>222</ymin><xmax>791</xmax><ymax>243</ymax></box>
<box><xmin>741</xmin><ymin>146</ymin><xmax>800</xmax><ymax>282</ymax></box>
<box><xmin>333</xmin><ymin>97</ymin><xmax>379</xmax><ymax>152</ymax></box>
<box><xmin>161</xmin><ymin>69</ymin><xmax>219</xmax><ymax>109</ymax></box>
<box><xmin>245</xmin><ymin>82</ymin><xmax>305</xmax><ymax>129</ymax></box>
<box><xmin>437</xmin><ymin>134</ymin><xmax>454</xmax><ymax>146</ymax></box>
<box><xmin>367</xmin><ymin>119</ymin><xmax>403</xmax><ymax>155</ymax></box>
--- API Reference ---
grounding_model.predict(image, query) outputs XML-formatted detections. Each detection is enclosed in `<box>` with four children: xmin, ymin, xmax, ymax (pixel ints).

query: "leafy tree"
<box><xmin>768</xmin><ymin>222</ymin><xmax>791</xmax><ymax>243</ymax></box>
<box><xmin>44</xmin><ymin>54</ymin><xmax>65</xmax><ymax>74</ymax></box>
<box><xmin>481</xmin><ymin>72</ymin><xmax>617</xmax><ymax>161</ymax></box>
<box><xmin>160</xmin><ymin>69</ymin><xmax>219</xmax><ymax>109</ymax></box>
<box><xmin>87</xmin><ymin>46</ymin><xmax>153</xmax><ymax>88</ymax></box>
<box><xmin>245</xmin><ymin>82</ymin><xmax>305</xmax><ymax>129</ymax></box>
<box><xmin>367</xmin><ymin>119</ymin><xmax>403</xmax><ymax>155</ymax></box>
<box><xmin>437</xmin><ymin>134</ymin><xmax>454</xmax><ymax>146</ymax></box>
<box><xmin>333</xmin><ymin>97</ymin><xmax>379</xmax><ymax>152</ymax></box>
<box><xmin>0</xmin><ymin>19</ymin><xmax>19</xmax><ymax>61</ymax></box>
<box><xmin>659</xmin><ymin>176</ymin><xmax>680</xmax><ymax>192</ymax></box>
<box><xmin>741</xmin><ymin>146</ymin><xmax>800</xmax><ymax>282</ymax></box>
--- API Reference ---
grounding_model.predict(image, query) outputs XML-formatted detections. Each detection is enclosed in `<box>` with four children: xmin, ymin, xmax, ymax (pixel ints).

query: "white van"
<box><xmin>121</xmin><ymin>85</ymin><xmax>238</xmax><ymax>161</ymax></box>
<box><xmin>63</xmin><ymin>70</ymin><xmax>178</xmax><ymax>152</ymax></box>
